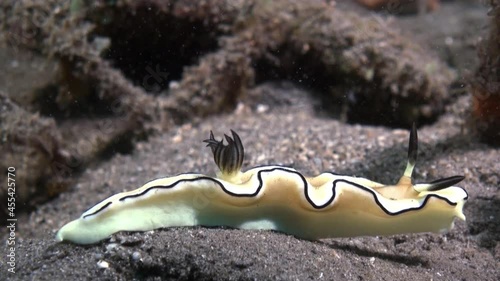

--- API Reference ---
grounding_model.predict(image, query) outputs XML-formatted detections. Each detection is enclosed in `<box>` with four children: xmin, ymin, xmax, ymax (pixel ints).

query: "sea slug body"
<box><xmin>56</xmin><ymin>126</ymin><xmax>467</xmax><ymax>245</ymax></box>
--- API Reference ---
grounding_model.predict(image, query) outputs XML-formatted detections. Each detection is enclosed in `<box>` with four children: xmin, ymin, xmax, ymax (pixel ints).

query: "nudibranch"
<box><xmin>56</xmin><ymin>125</ymin><xmax>468</xmax><ymax>245</ymax></box>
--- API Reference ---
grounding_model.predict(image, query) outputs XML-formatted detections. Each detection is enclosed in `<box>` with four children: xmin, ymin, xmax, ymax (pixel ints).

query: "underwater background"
<box><xmin>1</xmin><ymin>0</ymin><xmax>499</xmax><ymax>280</ymax></box>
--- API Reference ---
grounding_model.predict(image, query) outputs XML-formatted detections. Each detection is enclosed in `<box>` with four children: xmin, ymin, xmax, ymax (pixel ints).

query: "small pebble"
<box><xmin>97</xmin><ymin>260</ymin><xmax>110</xmax><ymax>269</ymax></box>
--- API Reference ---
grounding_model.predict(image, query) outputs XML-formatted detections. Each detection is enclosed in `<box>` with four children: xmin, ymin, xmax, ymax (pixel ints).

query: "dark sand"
<box><xmin>4</xmin><ymin>89</ymin><xmax>500</xmax><ymax>280</ymax></box>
